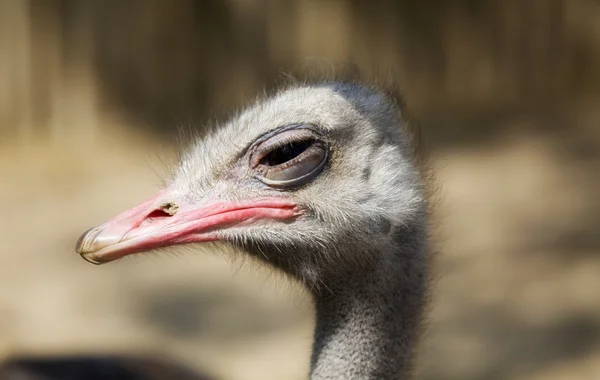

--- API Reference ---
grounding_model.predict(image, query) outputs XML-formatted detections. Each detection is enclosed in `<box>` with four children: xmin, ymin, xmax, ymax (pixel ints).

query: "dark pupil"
<box><xmin>261</xmin><ymin>140</ymin><xmax>312</xmax><ymax>166</ymax></box>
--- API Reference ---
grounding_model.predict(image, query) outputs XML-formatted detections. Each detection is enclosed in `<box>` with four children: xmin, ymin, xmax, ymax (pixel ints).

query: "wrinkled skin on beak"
<box><xmin>75</xmin><ymin>187</ymin><xmax>301</xmax><ymax>265</ymax></box>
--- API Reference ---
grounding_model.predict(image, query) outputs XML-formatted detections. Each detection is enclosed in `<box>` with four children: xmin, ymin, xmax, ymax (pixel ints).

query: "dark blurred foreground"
<box><xmin>0</xmin><ymin>355</ymin><xmax>214</xmax><ymax>380</ymax></box>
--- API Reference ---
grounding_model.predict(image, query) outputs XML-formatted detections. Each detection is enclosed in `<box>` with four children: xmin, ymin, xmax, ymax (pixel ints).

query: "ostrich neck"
<box><xmin>309</xmin><ymin>247</ymin><xmax>426</xmax><ymax>380</ymax></box>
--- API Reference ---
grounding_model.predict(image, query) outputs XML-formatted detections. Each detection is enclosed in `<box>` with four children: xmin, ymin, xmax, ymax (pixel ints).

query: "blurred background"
<box><xmin>1</xmin><ymin>1</ymin><xmax>599</xmax><ymax>379</ymax></box>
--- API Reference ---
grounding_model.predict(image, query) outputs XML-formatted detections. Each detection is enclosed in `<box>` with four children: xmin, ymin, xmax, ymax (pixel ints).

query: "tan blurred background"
<box><xmin>1</xmin><ymin>1</ymin><xmax>599</xmax><ymax>379</ymax></box>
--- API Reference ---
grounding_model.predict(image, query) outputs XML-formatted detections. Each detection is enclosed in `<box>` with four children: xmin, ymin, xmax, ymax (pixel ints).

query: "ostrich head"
<box><xmin>76</xmin><ymin>81</ymin><xmax>429</xmax><ymax>379</ymax></box>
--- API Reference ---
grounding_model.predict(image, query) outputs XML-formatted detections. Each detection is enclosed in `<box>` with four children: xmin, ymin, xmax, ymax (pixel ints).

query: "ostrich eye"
<box><xmin>251</xmin><ymin>127</ymin><xmax>328</xmax><ymax>188</ymax></box>
<box><xmin>260</xmin><ymin>140</ymin><xmax>313</xmax><ymax>166</ymax></box>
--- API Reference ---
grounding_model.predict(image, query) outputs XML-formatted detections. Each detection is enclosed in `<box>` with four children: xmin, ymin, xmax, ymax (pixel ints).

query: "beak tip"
<box><xmin>75</xmin><ymin>226</ymin><xmax>109</xmax><ymax>265</ymax></box>
<box><xmin>75</xmin><ymin>225</ymin><xmax>101</xmax><ymax>254</ymax></box>
<box><xmin>79</xmin><ymin>252</ymin><xmax>105</xmax><ymax>265</ymax></box>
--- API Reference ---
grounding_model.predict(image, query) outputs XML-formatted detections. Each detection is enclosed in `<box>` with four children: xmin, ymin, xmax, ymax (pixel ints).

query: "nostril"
<box><xmin>146</xmin><ymin>209</ymin><xmax>172</xmax><ymax>219</ymax></box>
<box><xmin>145</xmin><ymin>202</ymin><xmax>179</xmax><ymax>221</ymax></box>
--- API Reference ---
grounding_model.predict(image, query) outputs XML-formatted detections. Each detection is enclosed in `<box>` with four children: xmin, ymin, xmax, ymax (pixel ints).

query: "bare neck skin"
<box><xmin>310</xmin><ymin>234</ymin><xmax>427</xmax><ymax>380</ymax></box>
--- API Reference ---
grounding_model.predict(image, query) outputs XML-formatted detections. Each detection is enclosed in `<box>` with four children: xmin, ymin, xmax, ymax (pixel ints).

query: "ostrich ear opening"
<box><xmin>75</xmin><ymin>189</ymin><xmax>301</xmax><ymax>265</ymax></box>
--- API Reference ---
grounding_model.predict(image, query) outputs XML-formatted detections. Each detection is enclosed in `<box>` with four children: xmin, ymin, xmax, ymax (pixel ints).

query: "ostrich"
<box><xmin>75</xmin><ymin>80</ymin><xmax>431</xmax><ymax>380</ymax></box>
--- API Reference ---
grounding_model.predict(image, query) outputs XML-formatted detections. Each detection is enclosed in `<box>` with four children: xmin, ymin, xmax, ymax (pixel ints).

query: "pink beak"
<box><xmin>75</xmin><ymin>188</ymin><xmax>300</xmax><ymax>265</ymax></box>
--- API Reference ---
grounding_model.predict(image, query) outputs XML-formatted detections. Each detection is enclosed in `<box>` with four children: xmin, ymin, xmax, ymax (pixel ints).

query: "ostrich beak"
<box><xmin>75</xmin><ymin>188</ymin><xmax>300</xmax><ymax>265</ymax></box>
